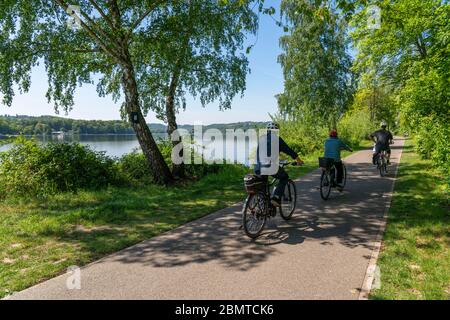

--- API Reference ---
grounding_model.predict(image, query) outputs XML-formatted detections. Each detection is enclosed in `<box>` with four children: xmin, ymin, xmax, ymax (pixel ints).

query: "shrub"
<box><xmin>277</xmin><ymin>118</ymin><xmax>328</xmax><ymax>155</ymax></box>
<box><xmin>338</xmin><ymin>107</ymin><xmax>375</xmax><ymax>146</ymax></box>
<box><xmin>117</xmin><ymin>141</ymin><xmax>223</xmax><ymax>184</ymax></box>
<box><xmin>0</xmin><ymin>137</ymin><xmax>119</xmax><ymax>198</ymax></box>
<box><xmin>116</xmin><ymin>151</ymin><xmax>153</xmax><ymax>185</ymax></box>
<box><xmin>414</xmin><ymin>116</ymin><xmax>449</xmax><ymax>175</ymax></box>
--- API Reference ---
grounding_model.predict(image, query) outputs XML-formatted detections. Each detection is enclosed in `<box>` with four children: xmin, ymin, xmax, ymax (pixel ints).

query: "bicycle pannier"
<box><xmin>244</xmin><ymin>174</ymin><xmax>267</xmax><ymax>194</ymax></box>
<box><xmin>318</xmin><ymin>157</ymin><xmax>334</xmax><ymax>169</ymax></box>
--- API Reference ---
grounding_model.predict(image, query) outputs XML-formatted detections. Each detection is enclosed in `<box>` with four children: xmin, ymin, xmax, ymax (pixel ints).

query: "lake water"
<box><xmin>0</xmin><ymin>134</ymin><xmax>258</xmax><ymax>165</ymax></box>
<box><xmin>0</xmin><ymin>135</ymin><xmax>142</xmax><ymax>158</ymax></box>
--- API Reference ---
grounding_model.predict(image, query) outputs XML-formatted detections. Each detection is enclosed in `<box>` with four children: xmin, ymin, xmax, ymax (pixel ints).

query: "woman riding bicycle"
<box><xmin>255</xmin><ymin>122</ymin><xmax>304</xmax><ymax>207</ymax></box>
<box><xmin>323</xmin><ymin>129</ymin><xmax>353</xmax><ymax>191</ymax></box>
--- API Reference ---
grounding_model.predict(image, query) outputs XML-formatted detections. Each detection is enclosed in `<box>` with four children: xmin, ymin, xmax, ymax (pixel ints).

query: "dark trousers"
<box><xmin>272</xmin><ymin>167</ymin><xmax>289</xmax><ymax>199</ymax></box>
<box><xmin>373</xmin><ymin>143</ymin><xmax>391</xmax><ymax>163</ymax></box>
<box><xmin>334</xmin><ymin>161</ymin><xmax>344</xmax><ymax>184</ymax></box>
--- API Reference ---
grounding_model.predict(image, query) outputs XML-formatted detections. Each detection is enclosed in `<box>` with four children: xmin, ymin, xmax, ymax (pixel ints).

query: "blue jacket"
<box><xmin>324</xmin><ymin>137</ymin><xmax>351</xmax><ymax>162</ymax></box>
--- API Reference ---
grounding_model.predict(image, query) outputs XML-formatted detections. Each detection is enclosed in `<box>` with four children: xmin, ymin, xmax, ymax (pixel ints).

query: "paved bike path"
<box><xmin>10</xmin><ymin>138</ymin><xmax>405</xmax><ymax>300</ymax></box>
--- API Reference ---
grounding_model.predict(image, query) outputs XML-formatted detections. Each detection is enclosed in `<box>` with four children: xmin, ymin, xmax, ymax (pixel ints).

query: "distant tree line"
<box><xmin>0</xmin><ymin>115</ymin><xmax>267</xmax><ymax>136</ymax></box>
<box><xmin>0</xmin><ymin>115</ymin><xmax>136</xmax><ymax>135</ymax></box>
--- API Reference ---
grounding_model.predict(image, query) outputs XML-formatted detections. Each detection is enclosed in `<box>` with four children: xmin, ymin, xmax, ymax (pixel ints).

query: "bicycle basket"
<box><xmin>244</xmin><ymin>174</ymin><xmax>267</xmax><ymax>194</ymax></box>
<box><xmin>318</xmin><ymin>157</ymin><xmax>334</xmax><ymax>169</ymax></box>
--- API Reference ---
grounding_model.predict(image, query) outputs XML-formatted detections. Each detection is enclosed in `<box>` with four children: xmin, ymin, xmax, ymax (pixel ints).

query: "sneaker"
<box><xmin>336</xmin><ymin>185</ymin><xmax>344</xmax><ymax>192</ymax></box>
<box><xmin>271</xmin><ymin>196</ymin><xmax>281</xmax><ymax>207</ymax></box>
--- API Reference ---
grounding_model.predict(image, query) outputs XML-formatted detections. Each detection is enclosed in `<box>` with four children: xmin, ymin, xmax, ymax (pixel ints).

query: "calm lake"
<box><xmin>0</xmin><ymin>134</ymin><xmax>257</xmax><ymax>165</ymax></box>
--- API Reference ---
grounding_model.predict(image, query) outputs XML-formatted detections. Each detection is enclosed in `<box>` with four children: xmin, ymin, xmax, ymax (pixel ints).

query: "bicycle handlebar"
<box><xmin>279</xmin><ymin>160</ymin><xmax>302</xmax><ymax>167</ymax></box>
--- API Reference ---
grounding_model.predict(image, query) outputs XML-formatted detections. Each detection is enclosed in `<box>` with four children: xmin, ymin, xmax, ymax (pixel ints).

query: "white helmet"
<box><xmin>381</xmin><ymin>121</ymin><xmax>387</xmax><ymax>128</ymax></box>
<box><xmin>266</xmin><ymin>122</ymin><xmax>279</xmax><ymax>130</ymax></box>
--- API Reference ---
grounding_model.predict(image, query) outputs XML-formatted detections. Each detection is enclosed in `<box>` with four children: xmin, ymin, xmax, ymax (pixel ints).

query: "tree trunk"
<box><xmin>106</xmin><ymin>0</ymin><xmax>173</xmax><ymax>184</ymax></box>
<box><xmin>165</xmin><ymin>70</ymin><xmax>185</xmax><ymax>179</ymax></box>
<box><xmin>163</xmin><ymin>3</ymin><xmax>195</xmax><ymax>179</ymax></box>
<box><xmin>121</xmin><ymin>59</ymin><xmax>174</xmax><ymax>185</ymax></box>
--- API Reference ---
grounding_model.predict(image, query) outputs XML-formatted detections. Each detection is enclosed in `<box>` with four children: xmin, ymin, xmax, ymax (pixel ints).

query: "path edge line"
<box><xmin>358</xmin><ymin>138</ymin><xmax>404</xmax><ymax>300</ymax></box>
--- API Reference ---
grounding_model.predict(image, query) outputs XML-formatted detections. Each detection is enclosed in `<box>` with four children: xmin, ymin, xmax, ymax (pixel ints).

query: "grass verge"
<box><xmin>370</xmin><ymin>138</ymin><xmax>449</xmax><ymax>300</ymax></box>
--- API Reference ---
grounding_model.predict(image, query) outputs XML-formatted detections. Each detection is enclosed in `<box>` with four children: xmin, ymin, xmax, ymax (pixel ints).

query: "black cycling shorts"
<box><xmin>374</xmin><ymin>143</ymin><xmax>391</xmax><ymax>155</ymax></box>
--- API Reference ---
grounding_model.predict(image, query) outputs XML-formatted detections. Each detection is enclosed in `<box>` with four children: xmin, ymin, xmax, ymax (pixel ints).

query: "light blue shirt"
<box><xmin>324</xmin><ymin>137</ymin><xmax>350</xmax><ymax>162</ymax></box>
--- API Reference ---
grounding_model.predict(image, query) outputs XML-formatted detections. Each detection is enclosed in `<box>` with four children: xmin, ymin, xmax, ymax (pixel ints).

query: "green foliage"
<box><xmin>116</xmin><ymin>151</ymin><xmax>154</xmax><ymax>186</ymax></box>
<box><xmin>338</xmin><ymin>107</ymin><xmax>376</xmax><ymax>146</ymax></box>
<box><xmin>120</xmin><ymin>139</ymin><xmax>223</xmax><ymax>182</ymax></box>
<box><xmin>351</xmin><ymin>0</ymin><xmax>450</xmax><ymax>172</ymax></box>
<box><xmin>0</xmin><ymin>1</ymin><xmax>263</xmax><ymax>183</ymax></box>
<box><xmin>414</xmin><ymin>117</ymin><xmax>449</xmax><ymax>174</ymax></box>
<box><xmin>0</xmin><ymin>115</ymin><xmax>135</xmax><ymax>135</ymax></box>
<box><xmin>0</xmin><ymin>115</ymin><xmax>268</xmax><ymax>136</ymax></box>
<box><xmin>140</xmin><ymin>0</ymin><xmax>258</xmax><ymax>120</ymax></box>
<box><xmin>0</xmin><ymin>137</ymin><xmax>119</xmax><ymax>198</ymax></box>
<box><xmin>275</xmin><ymin>115</ymin><xmax>328</xmax><ymax>155</ymax></box>
<box><xmin>351</xmin><ymin>85</ymin><xmax>398</xmax><ymax>128</ymax></box>
<box><xmin>277</xmin><ymin>0</ymin><xmax>355</xmax><ymax>127</ymax></box>
<box><xmin>0</xmin><ymin>1</ymin><xmax>259</xmax><ymax>116</ymax></box>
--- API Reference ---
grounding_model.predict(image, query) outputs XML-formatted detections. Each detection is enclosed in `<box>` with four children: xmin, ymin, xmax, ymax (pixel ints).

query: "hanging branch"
<box><xmin>53</xmin><ymin>0</ymin><xmax>123</xmax><ymax>61</ymax></box>
<box><xmin>87</xmin><ymin>0</ymin><xmax>116</xmax><ymax>31</ymax></box>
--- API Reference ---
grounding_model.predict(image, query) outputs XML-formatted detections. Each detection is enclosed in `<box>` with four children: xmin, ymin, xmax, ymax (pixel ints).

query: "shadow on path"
<box><xmin>109</xmin><ymin>158</ymin><xmax>399</xmax><ymax>271</ymax></box>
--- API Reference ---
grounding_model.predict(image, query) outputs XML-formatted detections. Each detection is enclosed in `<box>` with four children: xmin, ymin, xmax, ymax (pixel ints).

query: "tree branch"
<box><xmin>87</xmin><ymin>0</ymin><xmax>116</xmax><ymax>31</ymax></box>
<box><xmin>108</xmin><ymin>0</ymin><xmax>122</xmax><ymax>30</ymax></box>
<box><xmin>76</xmin><ymin>3</ymin><xmax>120</xmax><ymax>48</ymax></box>
<box><xmin>415</xmin><ymin>35</ymin><xmax>427</xmax><ymax>59</ymax></box>
<box><xmin>53</xmin><ymin>0</ymin><xmax>123</xmax><ymax>62</ymax></box>
<box><xmin>126</xmin><ymin>0</ymin><xmax>167</xmax><ymax>40</ymax></box>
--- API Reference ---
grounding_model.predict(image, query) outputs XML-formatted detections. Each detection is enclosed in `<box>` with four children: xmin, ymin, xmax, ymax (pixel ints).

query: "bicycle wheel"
<box><xmin>242</xmin><ymin>193</ymin><xmax>267</xmax><ymax>239</ymax></box>
<box><xmin>379</xmin><ymin>157</ymin><xmax>386</xmax><ymax>177</ymax></box>
<box><xmin>377</xmin><ymin>157</ymin><xmax>383</xmax><ymax>177</ymax></box>
<box><xmin>280</xmin><ymin>180</ymin><xmax>297</xmax><ymax>220</ymax></box>
<box><xmin>340</xmin><ymin>164</ymin><xmax>347</xmax><ymax>191</ymax></box>
<box><xmin>320</xmin><ymin>170</ymin><xmax>332</xmax><ymax>200</ymax></box>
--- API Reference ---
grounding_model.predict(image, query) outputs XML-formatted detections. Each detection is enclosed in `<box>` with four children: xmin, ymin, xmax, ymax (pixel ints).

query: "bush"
<box><xmin>117</xmin><ymin>141</ymin><xmax>223</xmax><ymax>184</ymax></box>
<box><xmin>414</xmin><ymin>116</ymin><xmax>449</xmax><ymax>174</ymax></box>
<box><xmin>276</xmin><ymin>118</ymin><xmax>328</xmax><ymax>155</ymax></box>
<box><xmin>116</xmin><ymin>151</ymin><xmax>154</xmax><ymax>185</ymax></box>
<box><xmin>0</xmin><ymin>137</ymin><xmax>120</xmax><ymax>198</ymax></box>
<box><xmin>338</xmin><ymin>107</ymin><xmax>375</xmax><ymax>146</ymax></box>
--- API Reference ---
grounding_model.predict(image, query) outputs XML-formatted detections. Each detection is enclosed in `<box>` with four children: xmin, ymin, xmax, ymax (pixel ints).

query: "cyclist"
<box><xmin>323</xmin><ymin>129</ymin><xmax>353</xmax><ymax>191</ymax></box>
<box><xmin>255</xmin><ymin>122</ymin><xmax>304</xmax><ymax>207</ymax></box>
<box><xmin>370</xmin><ymin>121</ymin><xmax>394</xmax><ymax>165</ymax></box>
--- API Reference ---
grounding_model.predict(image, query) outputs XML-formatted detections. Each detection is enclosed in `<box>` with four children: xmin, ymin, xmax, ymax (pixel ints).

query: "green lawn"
<box><xmin>370</xmin><ymin>139</ymin><xmax>449</xmax><ymax>300</ymax></box>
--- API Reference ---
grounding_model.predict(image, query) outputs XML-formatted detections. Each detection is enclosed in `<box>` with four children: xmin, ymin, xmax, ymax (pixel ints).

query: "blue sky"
<box><xmin>1</xmin><ymin>7</ymin><xmax>285</xmax><ymax>125</ymax></box>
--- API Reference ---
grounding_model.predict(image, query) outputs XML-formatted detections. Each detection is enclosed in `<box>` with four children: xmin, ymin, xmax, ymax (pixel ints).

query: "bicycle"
<box><xmin>318</xmin><ymin>157</ymin><xmax>347</xmax><ymax>200</ymax></box>
<box><xmin>242</xmin><ymin>160</ymin><xmax>298</xmax><ymax>239</ymax></box>
<box><xmin>375</xmin><ymin>150</ymin><xmax>388</xmax><ymax>177</ymax></box>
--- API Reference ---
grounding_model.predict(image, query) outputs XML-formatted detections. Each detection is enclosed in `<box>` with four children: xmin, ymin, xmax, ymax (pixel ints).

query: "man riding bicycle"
<box><xmin>255</xmin><ymin>122</ymin><xmax>304</xmax><ymax>207</ymax></box>
<box><xmin>323</xmin><ymin>129</ymin><xmax>353</xmax><ymax>191</ymax></box>
<box><xmin>370</xmin><ymin>121</ymin><xmax>394</xmax><ymax>165</ymax></box>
